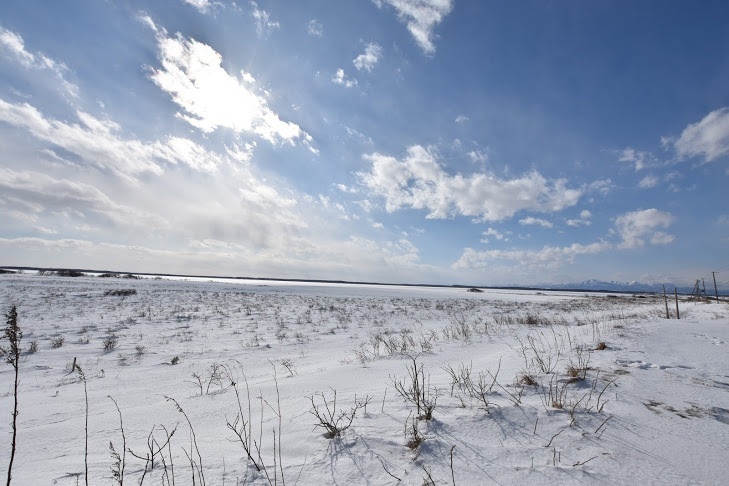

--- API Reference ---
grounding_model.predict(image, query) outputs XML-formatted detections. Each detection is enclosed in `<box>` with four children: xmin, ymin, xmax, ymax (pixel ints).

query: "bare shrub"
<box><xmin>309</xmin><ymin>389</ymin><xmax>370</xmax><ymax>438</ymax></box>
<box><xmin>404</xmin><ymin>411</ymin><xmax>424</xmax><ymax>449</ymax></box>
<box><xmin>280</xmin><ymin>358</ymin><xmax>296</xmax><ymax>376</ymax></box>
<box><xmin>27</xmin><ymin>340</ymin><xmax>39</xmax><ymax>354</ymax></box>
<box><xmin>104</xmin><ymin>289</ymin><xmax>137</xmax><ymax>297</ymax></box>
<box><xmin>539</xmin><ymin>374</ymin><xmax>570</xmax><ymax>410</ymax></box>
<box><xmin>103</xmin><ymin>335</ymin><xmax>119</xmax><ymax>353</ymax></box>
<box><xmin>392</xmin><ymin>355</ymin><xmax>437</xmax><ymax>420</ymax></box>
<box><xmin>51</xmin><ymin>336</ymin><xmax>65</xmax><ymax>348</ymax></box>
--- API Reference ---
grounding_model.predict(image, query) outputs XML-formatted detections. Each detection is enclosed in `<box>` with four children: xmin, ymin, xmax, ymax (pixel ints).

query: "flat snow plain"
<box><xmin>0</xmin><ymin>272</ymin><xmax>728</xmax><ymax>485</ymax></box>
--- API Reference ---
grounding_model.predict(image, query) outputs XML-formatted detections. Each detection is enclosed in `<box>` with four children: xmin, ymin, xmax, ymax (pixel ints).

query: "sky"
<box><xmin>0</xmin><ymin>0</ymin><xmax>728</xmax><ymax>287</ymax></box>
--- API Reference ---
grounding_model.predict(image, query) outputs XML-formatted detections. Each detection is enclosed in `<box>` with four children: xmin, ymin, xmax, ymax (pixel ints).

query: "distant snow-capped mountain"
<box><xmin>538</xmin><ymin>279</ymin><xmax>692</xmax><ymax>293</ymax></box>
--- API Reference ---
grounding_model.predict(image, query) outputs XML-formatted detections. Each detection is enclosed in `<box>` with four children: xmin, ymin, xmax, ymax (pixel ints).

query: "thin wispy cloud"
<box><xmin>373</xmin><ymin>0</ymin><xmax>454</xmax><ymax>54</ymax></box>
<box><xmin>519</xmin><ymin>217</ymin><xmax>553</xmax><ymax>229</ymax></box>
<box><xmin>0</xmin><ymin>99</ymin><xmax>224</xmax><ymax>180</ymax></box>
<box><xmin>0</xmin><ymin>168</ymin><xmax>166</xmax><ymax>229</ymax></box>
<box><xmin>638</xmin><ymin>174</ymin><xmax>660</xmax><ymax>189</ymax></box>
<box><xmin>307</xmin><ymin>19</ymin><xmax>323</xmax><ymax>37</ymax></box>
<box><xmin>250</xmin><ymin>1</ymin><xmax>280</xmax><ymax>37</ymax></box>
<box><xmin>332</xmin><ymin>68</ymin><xmax>358</xmax><ymax>88</ymax></box>
<box><xmin>182</xmin><ymin>0</ymin><xmax>212</xmax><ymax>13</ymax></box>
<box><xmin>353</xmin><ymin>43</ymin><xmax>382</xmax><ymax>72</ymax></box>
<box><xmin>0</xmin><ymin>28</ymin><xmax>78</xmax><ymax>97</ymax></box>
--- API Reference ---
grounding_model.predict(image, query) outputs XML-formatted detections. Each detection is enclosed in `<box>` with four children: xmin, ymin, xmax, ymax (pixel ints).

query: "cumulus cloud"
<box><xmin>149</xmin><ymin>28</ymin><xmax>308</xmax><ymax>145</ymax></box>
<box><xmin>0</xmin><ymin>99</ymin><xmax>226</xmax><ymax>179</ymax></box>
<box><xmin>566</xmin><ymin>210</ymin><xmax>591</xmax><ymax>227</ymax></box>
<box><xmin>373</xmin><ymin>0</ymin><xmax>454</xmax><ymax>55</ymax></box>
<box><xmin>670</xmin><ymin>107</ymin><xmax>729</xmax><ymax>162</ymax></box>
<box><xmin>453</xmin><ymin>242</ymin><xmax>611</xmax><ymax>271</ymax></box>
<box><xmin>480</xmin><ymin>227</ymin><xmax>509</xmax><ymax>243</ymax></box>
<box><xmin>250</xmin><ymin>1</ymin><xmax>280</xmax><ymax>37</ymax></box>
<box><xmin>358</xmin><ymin>145</ymin><xmax>583</xmax><ymax>221</ymax></box>
<box><xmin>614</xmin><ymin>208</ymin><xmax>675</xmax><ymax>249</ymax></box>
<box><xmin>455</xmin><ymin>115</ymin><xmax>469</xmax><ymax>124</ymax></box>
<box><xmin>0</xmin><ymin>27</ymin><xmax>78</xmax><ymax>97</ymax></box>
<box><xmin>518</xmin><ymin>217</ymin><xmax>553</xmax><ymax>228</ymax></box>
<box><xmin>332</xmin><ymin>68</ymin><xmax>358</xmax><ymax>88</ymax></box>
<box><xmin>353</xmin><ymin>43</ymin><xmax>382</xmax><ymax>72</ymax></box>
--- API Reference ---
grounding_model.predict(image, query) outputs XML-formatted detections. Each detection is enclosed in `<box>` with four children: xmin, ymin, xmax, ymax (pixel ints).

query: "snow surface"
<box><xmin>0</xmin><ymin>273</ymin><xmax>727</xmax><ymax>485</ymax></box>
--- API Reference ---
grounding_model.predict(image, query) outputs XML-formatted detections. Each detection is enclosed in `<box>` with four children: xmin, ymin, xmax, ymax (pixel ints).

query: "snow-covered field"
<box><xmin>0</xmin><ymin>272</ymin><xmax>727</xmax><ymax>485</ymax></box>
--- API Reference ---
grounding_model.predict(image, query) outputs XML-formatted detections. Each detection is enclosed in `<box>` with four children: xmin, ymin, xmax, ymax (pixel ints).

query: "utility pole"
<box><xmin>713</xmin><ymin>272</ymin><xmax>719</xmax><ymax>302</ymax></box>
<box><xmin>702</xmin><ymin>278</ymin><xmax>706</xmax><ymax>298</ymax></box>
<box><xmin>674</xmin><ymin>288</ymin><xmax>680</xmax><ymax>319</ymax></box>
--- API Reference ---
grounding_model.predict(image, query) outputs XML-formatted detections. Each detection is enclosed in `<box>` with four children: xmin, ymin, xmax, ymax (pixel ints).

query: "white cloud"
<box><xmin>250</xmin><ymin>1</ymin><xmax>280</xmax><ymax>37</ymax></box>
<box><xmin>335</xmin><ymin>183</ymin><xmax>359</xmax><ymax>194</ymax></box>
<box><xmin>358</xmin><ymin>145</ymin><xmax>583</xmax><ymax>221</ymax></box>
<box><xmin>671</xmin><ymin>107</ymin><xmax>729</xmax><ymax>162</ymax></box>
<box><xmin>614</xmin><ymin>208</ymin><xmax>675</xmax><ymax>249</ymax></box>
<box><xmin>353</xmin><ymin>43</ymin><xmax>382</xmax><ymax>72</ymax></box>
<box><xmin>453</xmin><ymin>241</ymin><xmax>611</xmax><ymax>271</ymax></box>
<box><xmin>332</xmin><ymin>68</ymin><xmax>358</xmax><ymax>88</ymax></box>
<box><xmin>618</xmin><ymin>148</ymin><xmax>652</xmax><ymax>171</ymax></box>
<box><xmin>33</xmin><ymin>226</ymin><xmax>58</xmax><ymax>235</ymax></box>
<box><xmin>373</xmin><ymin>0</ymin><xmax>454</xmax><ymax>55</ymax></box>
<box><xmin>307</xmin><ymin>19</ymin><xmax>323</xmax><ymax>36</ymax></box>
<box><xmin>356</xmin><ymin>199</ymin><xmax>374</xmax><ymax>212</ymax></box>
<box><xmin>0</xmin><ymin>99</ymin><xmax>224</xmax><ymax>179</ymax></box>
<box><xmin>467</xmin><ymin>150</ymin><xmax>487</xmax><ymax>163</ymax></box>
<box><xmin>455</xmin><ymin>115</ymin><xmax>469</xmax><ymax>124</ymax></box>
<box><xmin>0</xmin><ymin>27</ymin><xmax>78</xmax><ymax>97</ymax></box>
<box><xmin>0</xmin><ymin>28</ymin><xmax>35</xmax><ymax>66</ymax></box>
<box><xmin>480</xmin><ymin>227</ymin><xmax>509</xmax><ymax>243</ymax></box>
<box><xmin>372</xmin><ymin>222</ymin><xmax>384</xmax><ymax>229</ymax></box>
<box><xmin>182</xmin><ymin>0</ymin><xmax>211</xmax><ymax>12</ymax></box>
<box><xmin>343</xmin><ymin>125</ymin><xmax>373</xmax><ymax>144</ymax></box>
<box><xmin>587</xmin><ymin>179</ymin><xmax>613</xmax><ymax>196</ymax></box>
<box><xmin>0</xmin><ymin>233</ymin><xmax>434</xmax><ymax>282</ymax></box>
<box><xmin>149</xmin><ymin>29</ymin><xmax>308</xmax><ymax>145</ymax></box>
<box><xmin>518</xmin><ymin>217</ymin><xmax>553</xmax><ymax>228</ymax></box>
<box><xmin>566</xmin><ymin>209</ymin><xmax>591</xmax><ymax>227</ymax></box>
<box><xmin>0</xmin><ymin>168</ymin><xmax>165</xmax><ymax>229</ymax></box>
<box><xmin>638</xmin><ymin>174</ymin><xmax>660</xmax><ymax>189</ymax></box>
<box><xmin>649</xmin><ymin>231</ymin><xmax>675</xmax><ymax>246</ymax></box>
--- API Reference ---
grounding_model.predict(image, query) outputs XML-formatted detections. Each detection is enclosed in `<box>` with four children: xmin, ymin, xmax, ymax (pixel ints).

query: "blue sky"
<box><xmin>1</xmin><ymin>0</ymin><xmax>728</xmax><ymax>287</ymax></box>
